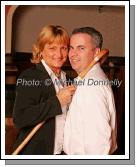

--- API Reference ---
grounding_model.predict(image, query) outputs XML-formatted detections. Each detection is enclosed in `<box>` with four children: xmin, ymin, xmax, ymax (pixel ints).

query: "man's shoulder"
<box><xmin>83</xmin><ymin>67</ymin><xmax>112</xmax><ymax>93</ymax></box>
<box><xmin>86</xmin><ymin>69</ymin><xmax>107</xmax><ymax>81</ymax></box>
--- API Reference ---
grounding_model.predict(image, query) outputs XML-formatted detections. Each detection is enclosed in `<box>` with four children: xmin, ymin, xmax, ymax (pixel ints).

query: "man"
<box><xmin>63</xmin><ymin>27</ymin><xmax>117</xmax><ymax>155</ymax></box>
<box><xmin>13</xmin><ymin>25</ymin><xmax>76</xmax><ymax>155</ymax></box>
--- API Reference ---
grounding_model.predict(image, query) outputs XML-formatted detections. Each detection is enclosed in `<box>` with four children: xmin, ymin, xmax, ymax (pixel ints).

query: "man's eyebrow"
<box><xmin>77</xmin><ymin>45</ymin><xmax>85</xmax><ymax>48</ymax></box>
<box><xmin>69</xmin><ymin>45</ymin><xmax>85</xmax><ymax>48</ymax></box>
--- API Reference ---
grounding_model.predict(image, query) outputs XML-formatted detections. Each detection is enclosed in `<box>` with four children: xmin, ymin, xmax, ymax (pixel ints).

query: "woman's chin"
<box><xmin>54</xmin><ymin>63</ymin><xmax>64</xmax><ymax>68</ymax></box>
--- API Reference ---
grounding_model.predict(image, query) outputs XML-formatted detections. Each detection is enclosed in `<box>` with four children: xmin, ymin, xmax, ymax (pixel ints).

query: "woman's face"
<box><xmin>41</xmin><ymin>41</ymin><xmax>68</xmax><ymax>72</ymax></box>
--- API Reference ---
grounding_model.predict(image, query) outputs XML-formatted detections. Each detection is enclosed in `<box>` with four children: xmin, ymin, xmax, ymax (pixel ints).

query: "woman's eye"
<box><xmin>49</xmin><ymin>47</ymin><xmax>56</xmax><ymax>50</ymax></box>
<box><xmin>63</xmin><ymin>47</ymin><xmax>68</xmax><ymax>50</ymax></box>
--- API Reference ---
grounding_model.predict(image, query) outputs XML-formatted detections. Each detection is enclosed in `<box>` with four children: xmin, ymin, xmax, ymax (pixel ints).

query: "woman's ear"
<box><xmin>40</xmin><ymin>51</ymin><xmax>43</xmax><ymax>59</ymax></box>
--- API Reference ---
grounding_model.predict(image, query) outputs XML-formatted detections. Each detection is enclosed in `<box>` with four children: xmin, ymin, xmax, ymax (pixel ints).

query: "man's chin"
<box><xmin>71</xmin><ymin>66</ymin><xmax>80</xmax><ymax>73</ymax></box>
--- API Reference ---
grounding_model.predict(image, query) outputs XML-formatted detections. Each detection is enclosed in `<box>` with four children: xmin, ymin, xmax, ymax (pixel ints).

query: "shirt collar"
<box><xmin>76</xmin><ymin>62</ymin><xmax>100</xmax><ymax>81</ymax></box>
<box><xmin>89</xmin><ymin>62</ymin><xmax>100</xmax><ymax>72</ymax></box>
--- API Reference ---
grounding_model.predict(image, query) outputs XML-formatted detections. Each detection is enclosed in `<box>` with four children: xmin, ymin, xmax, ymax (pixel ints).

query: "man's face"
<box><xmin>69</xmin><ymin>33</ymin><xmax>97</xmax><ymax>74</ymax></box>
<box><xmin>41</xmin><ymin>42</ymin><xmax>68</xmax><ymax>70</ymax></box>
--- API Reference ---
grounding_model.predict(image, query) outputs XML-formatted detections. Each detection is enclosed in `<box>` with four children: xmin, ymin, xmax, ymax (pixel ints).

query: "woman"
<box><xmin>13</xmin><ymin>25</ymin><xmax>76</xmax><ymax>155</ymax></box>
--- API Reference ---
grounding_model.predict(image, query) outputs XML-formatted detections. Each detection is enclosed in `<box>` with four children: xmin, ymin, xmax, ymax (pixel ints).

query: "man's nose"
<box><xmin>69</xmin><ymin>49</ymin><xmax>77</xmax><ymax>58</ymax></box>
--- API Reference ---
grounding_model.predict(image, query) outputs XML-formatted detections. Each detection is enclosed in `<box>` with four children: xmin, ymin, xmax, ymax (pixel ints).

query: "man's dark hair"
<box><xmin>72</xmin><ymin>27</ymin><xmax>103</xmax><ymax>49</ymax></box>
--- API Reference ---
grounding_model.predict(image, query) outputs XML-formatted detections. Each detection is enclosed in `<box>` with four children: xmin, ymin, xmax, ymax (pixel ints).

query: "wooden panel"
<box><xmin>5</xmin><ymin>118</ymin><xmax>19</xmax><ymax>155</ymax></box>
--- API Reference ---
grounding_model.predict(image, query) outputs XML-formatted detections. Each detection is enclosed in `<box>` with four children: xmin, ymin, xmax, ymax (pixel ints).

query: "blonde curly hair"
<box><xmin>31</xmin><ymin>25</ymin><xmax>69</xmax><ymax>64</ymax></box>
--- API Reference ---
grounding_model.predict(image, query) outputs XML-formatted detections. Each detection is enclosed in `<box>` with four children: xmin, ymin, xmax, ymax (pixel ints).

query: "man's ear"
<box><xmin>93</xmin><ymin>48</ymin><xmax>101</xmax><ymax>58</ymax></box>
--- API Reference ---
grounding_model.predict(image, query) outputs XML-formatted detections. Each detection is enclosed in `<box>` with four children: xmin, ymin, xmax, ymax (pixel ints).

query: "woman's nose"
<box><xmin>56</xmin><ymin>48</ymin><xmax>63</xmax><ymax>57</ymax></box>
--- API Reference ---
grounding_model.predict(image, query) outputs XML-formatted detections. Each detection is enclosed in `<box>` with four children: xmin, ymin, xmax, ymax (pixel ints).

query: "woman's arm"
<box><xmin>13</xmin><ymin>72</ymin><xmax>62</xmax><ymax>129</ymax></box>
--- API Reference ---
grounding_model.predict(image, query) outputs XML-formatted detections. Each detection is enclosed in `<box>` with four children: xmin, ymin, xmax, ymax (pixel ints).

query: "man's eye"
<box><xmin>80</xmin><ymin>47</ymin><xmax>84</xmax><ymax>50</ymax></box>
